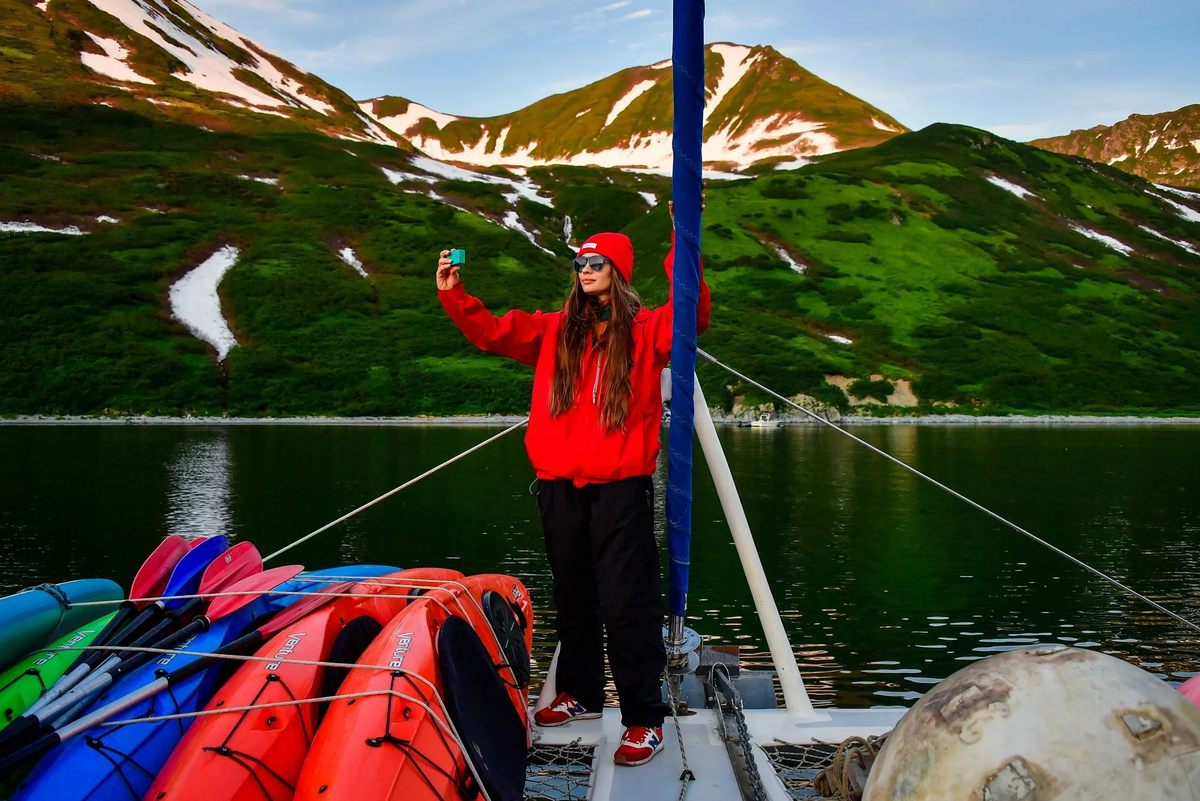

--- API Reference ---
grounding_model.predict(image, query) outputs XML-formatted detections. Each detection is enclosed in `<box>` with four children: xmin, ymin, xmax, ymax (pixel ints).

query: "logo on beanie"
<box><xmin>580</xmin><ymin>241</ymin><xmax>598</xmax><ymax>251</ymax></box>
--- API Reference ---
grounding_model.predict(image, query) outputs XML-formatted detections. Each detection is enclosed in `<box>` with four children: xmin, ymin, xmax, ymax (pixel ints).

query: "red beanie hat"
<box><xmin>577</xmin><ymin>233</ymin><xmax>634</xmax><ymax>283</ymax></box>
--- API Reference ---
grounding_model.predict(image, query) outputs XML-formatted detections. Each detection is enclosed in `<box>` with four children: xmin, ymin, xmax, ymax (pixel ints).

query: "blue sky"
<box><xmin>200</xmin><ymin>0</ymin><xmax>1200</xmax><ymax>140</ymax></box>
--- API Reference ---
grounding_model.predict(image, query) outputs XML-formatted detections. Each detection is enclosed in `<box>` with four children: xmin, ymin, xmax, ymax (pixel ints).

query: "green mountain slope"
<box><xmin>361</xmin><ymin>43</ymin><xmax>907</xmax><ymax>173</ymax></box>
<box><xmin>2</xmin><ymin>103</ymin><xmax>1199</xmax><ymax>417</ymax></box>
<box><xmin>1031</xmin><ymin>104</ymin><xmax>1200</xmax><ymax>190</ymax></box>
<box><xmin>0</xmin><ymin>0</ymin><xmax>399</xmax><ymax>145</ymax></box>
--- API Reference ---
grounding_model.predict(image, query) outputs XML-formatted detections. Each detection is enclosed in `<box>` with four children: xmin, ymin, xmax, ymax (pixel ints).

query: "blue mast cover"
<box><xmin>666</xmin><ymin>0</ymin><xmax>704</xmax><ymax>619</ymax></box>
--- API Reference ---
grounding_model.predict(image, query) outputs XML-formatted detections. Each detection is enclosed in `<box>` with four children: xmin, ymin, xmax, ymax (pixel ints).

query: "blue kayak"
<box><xmin>0</xmin><ymin>581</ymin><xmax>123</xmax><ymax>674</ymax></box>
<box><xmin>9</xmin><ymin>565</ymin><xmax>401</xmax><ymax>801</ymax></box>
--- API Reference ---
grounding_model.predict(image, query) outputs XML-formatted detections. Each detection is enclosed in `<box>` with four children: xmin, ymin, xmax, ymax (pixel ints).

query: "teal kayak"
<box><xmin>0</xmin><ymin>581</ymin><xmax>123</xmax><ymax>674</ymax></box>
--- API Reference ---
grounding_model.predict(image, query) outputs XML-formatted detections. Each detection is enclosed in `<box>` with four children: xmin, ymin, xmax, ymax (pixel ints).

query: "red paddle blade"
<box><xmin>130</xmin><ymin>536</ymin><xmax>191</xmax><ymax>603</ymax></box>
<box><xmin>259</xmin><ymin>581</ymin><xmax>358</xmax><ymax>638</ymax></box>
<box><xmin>199</xmin><ymin>541</ymin><xmax>263</xmax><ymax>597</ymax></box>
<box><xmin>207</xmin><ymin>564</ymin><xmax>305</xmax><ymax>621</ymax></box>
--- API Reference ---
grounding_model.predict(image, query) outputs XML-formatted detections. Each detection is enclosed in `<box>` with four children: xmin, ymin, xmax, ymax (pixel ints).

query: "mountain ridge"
<box><xmin>1031</xmin><ymin>103</ymin><xmax>1200</xmax><ymax>189</ymax></box>
<box><xmin>360</xmin><ymin>43</ymin><xmax>907</xmax><ymax>172</ymax></box>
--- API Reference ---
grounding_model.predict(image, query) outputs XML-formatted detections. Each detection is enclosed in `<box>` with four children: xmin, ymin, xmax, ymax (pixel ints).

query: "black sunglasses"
<box><xmin>572</xmin><ymin>254</ymin><xmax>610</xmax><ymax>273</ymax></box>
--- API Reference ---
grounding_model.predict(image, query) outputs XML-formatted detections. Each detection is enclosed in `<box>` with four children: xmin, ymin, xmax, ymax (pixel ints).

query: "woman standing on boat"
<box><xmin>436</xmin><ymin>208</ymin><xmax>709</xmax><ymax>767</ymax></box>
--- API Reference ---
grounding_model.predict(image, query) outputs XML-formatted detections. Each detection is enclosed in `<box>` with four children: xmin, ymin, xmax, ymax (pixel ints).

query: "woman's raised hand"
<box><xmin>436</xmin><ymin>249</ymin><xmax>460</xmax><ymax>291</ymax></box>
<box><xmin>667</xmin><ymin>182</ymin><xmax>706</xmax><ymax>229</ymax></box>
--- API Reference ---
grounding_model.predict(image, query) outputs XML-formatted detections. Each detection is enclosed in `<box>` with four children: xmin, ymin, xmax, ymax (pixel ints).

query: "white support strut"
<box><xmin>682</xmin><ymin>371</ymin><xmax>821</xmax><ymax>720</ymax></box>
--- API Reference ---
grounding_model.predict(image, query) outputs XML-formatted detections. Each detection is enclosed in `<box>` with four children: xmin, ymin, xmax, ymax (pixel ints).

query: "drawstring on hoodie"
<box><xmin>592</xmin><ymin>352</ymin><xmax>604</xmax><ymax>404</ymax></box>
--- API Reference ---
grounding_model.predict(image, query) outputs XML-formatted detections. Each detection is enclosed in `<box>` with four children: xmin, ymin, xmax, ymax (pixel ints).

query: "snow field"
<box><xmin>986</xmin><ymin>175</ymin><xmax>1037</xmax><ymax>200</ymax></box>
<box><xmin>338</xmin><ymin>247</ymin><xmax>369</xmax><ymax>277</ymax></box>
<box><xmin>502</xmin><ymin>211</ymin><xmax>554</xmax><ymax>255</ymax></box>
<box><xmin>1150</xmin><ymin>191</ymin><xmax>1200</xmax><ymax>224</ymax></box>
<box><xmin>1139</xmin><ymin>225</ymin><xmax>1199</xmax><ymax>256</ymax></box>
<box><xmin>238</xmin><ymin>174</ymin><xmax>279</xmax><ymax>185</ymax></box>
<box><xmin>772</xmin><ymin>245</ymin><xmax>805</xmax><ymax>273</ymax></box>
<box><xmin>704</xmin><ymin>44</ymin><xmax>757</xmax><ymax>127</ymax></box>
<box><xmin>80</xmin><ymin>32</ymin><xmax>154</xmax><ymax>85</ymax></box>
<box><xmin>0</xmin><ymin>221</ymin><xmax>87</xmax><ymax>235</ymax></box>
<box><xmin>826</xmin><ymin>334</ymin><xmax>853</xmax><ymax>345</ymax></box>
<box><xmin>168</xmin><ymin>245</ymin><xmax>240</xmax><ymax>361</ymax></box>
<box><xmin>639</xmin><ymin>191</ymin><xmax>658</xmax><ymax>207</ymax></box>
<box><xmin>605</xmin><ymin>79</ymin><xmax>657</xmax><ymax>128</ymax></box>
<box><xmin>1069</xmin><ymin>223</ymin><xmax>1133</xmax><ymax>256</ymax></box>
<box><xmin>87</xmin><ymin>0</ymin><xmax>342</xmax><ymax>117</ymax></box>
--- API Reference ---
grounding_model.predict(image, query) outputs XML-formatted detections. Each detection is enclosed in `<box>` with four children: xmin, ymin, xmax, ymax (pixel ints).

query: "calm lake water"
<box><xmin>2</xmin><ymin>423</ymin><xmax>1198</xmax><ymax>709</ymax></box>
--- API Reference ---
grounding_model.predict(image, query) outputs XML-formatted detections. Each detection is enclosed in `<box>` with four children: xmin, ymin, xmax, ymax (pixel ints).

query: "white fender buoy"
<box><xmin>864</xmin><ymin>645</ymin><xmax>1200</xmax><ymax>800</ymax></box>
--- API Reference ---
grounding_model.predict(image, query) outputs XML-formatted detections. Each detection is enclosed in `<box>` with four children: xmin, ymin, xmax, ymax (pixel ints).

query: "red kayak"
<box><xmin>145</xmin><ymin>568</ymin><xmax>465</xmax><ymax>801</ymax></box>
<box><xmin>293</xmin><ymin>574</ymin><xmax>533</xmax><ymax>801</ymax></box>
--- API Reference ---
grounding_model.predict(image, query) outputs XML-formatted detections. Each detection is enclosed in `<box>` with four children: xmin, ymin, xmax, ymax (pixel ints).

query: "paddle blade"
<box><xmin>260</xmin><ymin>581</ymin><xmax>358</xmax><ymax>638</ymax></box>
<box><xmin>163</xmin><ymin>535</ymin><xmax>229</xmax><ymax>610</ymax></box>
<box><xmin>207</xmin><ymin>564</ymin><xmax>304</xmax><ymax>621</ymax></box>
<box><xmin>129</xmin><ymin>535</ymin><xmax>190</xmax><ymax>602</ymax></box>
<box><xmin>199</xmin><ymin>541</ymin><xmax>262</xmax><ymax>597</ymax></box>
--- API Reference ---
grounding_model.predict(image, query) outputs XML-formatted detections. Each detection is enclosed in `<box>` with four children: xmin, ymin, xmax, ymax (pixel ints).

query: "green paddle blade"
<box><xmin>0</xmin><ymin>612</ymin><xmax>117</xmax><ymax>732</ymax></box>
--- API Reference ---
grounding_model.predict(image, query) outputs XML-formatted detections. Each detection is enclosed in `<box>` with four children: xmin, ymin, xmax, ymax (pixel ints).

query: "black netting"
<box><xmin>761</xmin><ymin>742</ymin><xmax>839</xmax><ymax>800</ymax></box>
<box><xmin>523</xmin><ymin>739</ymin><xmax>595</xmax><ymax>801</ymax></box>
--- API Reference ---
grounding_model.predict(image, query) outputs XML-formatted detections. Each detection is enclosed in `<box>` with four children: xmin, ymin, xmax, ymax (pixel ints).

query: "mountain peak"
<box><xmin>361</xmin><ymin>41</ymin><xmax>907</xmax><ymax>173</ymax></box>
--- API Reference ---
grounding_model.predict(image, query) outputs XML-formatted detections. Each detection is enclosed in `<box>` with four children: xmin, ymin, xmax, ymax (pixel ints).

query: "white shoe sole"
<box><xmin>535</xmin><ymin>711</ymin><xmax>602</xmax><ymax>728</ymax></box>
<box><xmin>613</xmin><ymin>744</ymin><xmax>664</xmax><ymax>766</ymax></box>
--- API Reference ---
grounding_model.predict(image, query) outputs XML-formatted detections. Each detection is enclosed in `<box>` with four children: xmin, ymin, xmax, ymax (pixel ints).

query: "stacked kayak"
<box><xmin>0</xmin><ymin>545</ymin><xmax>534</xmax><ymax>801</ymax></box>
<box><xmin>0</xmin><ymin>580</ymin><xmax>123</xmax><ymax>674</ymax></box>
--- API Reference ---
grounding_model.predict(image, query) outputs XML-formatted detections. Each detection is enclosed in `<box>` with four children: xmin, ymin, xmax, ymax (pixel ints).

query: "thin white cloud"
<box><xmin>620</xmin><ymin>9</ymin><xmax>651</xmax><ymax>20</ymax></box>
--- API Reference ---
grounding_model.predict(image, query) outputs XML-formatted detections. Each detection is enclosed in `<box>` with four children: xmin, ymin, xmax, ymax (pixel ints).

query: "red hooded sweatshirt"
<box><xmin>439</xmin><ymin>234</ymin><xmax>710</xmax><ymax>487</ymax></box>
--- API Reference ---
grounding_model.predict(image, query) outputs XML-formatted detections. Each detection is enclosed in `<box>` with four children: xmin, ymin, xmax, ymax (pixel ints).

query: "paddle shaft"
<box><xmin>0</xmin><ymin>628</ymin><xmax>268</xmax><ymax>776</ymax></box>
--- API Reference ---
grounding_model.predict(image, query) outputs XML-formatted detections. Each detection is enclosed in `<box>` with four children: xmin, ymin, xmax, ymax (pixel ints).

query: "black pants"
<box><xmin>537</xmin><ymin>475</ymin><xmax>668</xmax><ymax>728</ymax></box>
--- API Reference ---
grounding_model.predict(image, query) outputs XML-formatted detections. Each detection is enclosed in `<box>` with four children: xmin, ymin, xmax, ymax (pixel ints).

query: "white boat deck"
<box><xmin>531</xmin><ymin>706</ymin><xmax>905</xmax><ymax>800</ymax></box>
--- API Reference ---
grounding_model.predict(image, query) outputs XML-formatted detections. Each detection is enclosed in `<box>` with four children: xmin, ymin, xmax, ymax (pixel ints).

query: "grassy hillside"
<box><xmin>1031</xmin><ymin>104</ymin><xmax>1200</xmax><ymax>190</ymax></box>
<box><xmin>2</xmin><ymin>103</ymin><xmax>1200</xmax><ymax>416</ymax></box>
<box><xmin>0</xmin><ymin>0</ymin><xmax>397</xmax><ymax>145</ymax></box>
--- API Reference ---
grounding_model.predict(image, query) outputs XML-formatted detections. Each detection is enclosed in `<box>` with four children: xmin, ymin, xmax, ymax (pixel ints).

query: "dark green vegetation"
<box><xmin>2</xmin><ymin>103</ymin><xmax>1200</xmax><ymax>416</ymax></box>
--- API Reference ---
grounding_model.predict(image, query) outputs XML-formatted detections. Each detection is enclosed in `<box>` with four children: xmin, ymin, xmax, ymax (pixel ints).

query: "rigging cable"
<box><xmin>262</xmin><ymin>419</ymin><xmax>528</xmax><ymax>563</ymax></box>
<box><xmin>696</xmin><ymin>347</ymin><xmax>1200</xmax><ymax>636</ymax></box>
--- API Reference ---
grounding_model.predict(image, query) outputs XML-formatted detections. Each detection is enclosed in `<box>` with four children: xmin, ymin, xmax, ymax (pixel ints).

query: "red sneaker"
<box><xmin>613</xmin><ymin>725</ymin><xmax>665</xmax><ymax>766</ymax></box>
<box><xmin>533</xmin><ymin>692</ymin><xmax>602</xmax><ymax>727</ymax></box>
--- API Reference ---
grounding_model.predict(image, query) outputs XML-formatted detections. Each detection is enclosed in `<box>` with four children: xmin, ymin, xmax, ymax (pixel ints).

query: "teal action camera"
<box><xmin>449</xmin><ymin>249</ymin><xmax>466</xmax><ymax>266</ymax></box>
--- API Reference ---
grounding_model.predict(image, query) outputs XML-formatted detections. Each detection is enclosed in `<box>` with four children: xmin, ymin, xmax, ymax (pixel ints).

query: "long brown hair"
<box><xmin>549</xmin><ymin>269</ymin><xmax>641</xmax><ymax>431</ymax></box>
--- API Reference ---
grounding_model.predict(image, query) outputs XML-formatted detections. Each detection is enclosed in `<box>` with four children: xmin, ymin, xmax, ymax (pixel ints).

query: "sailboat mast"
<box><xmin>666</xmin><ymin>0</ymin><xmax>704</xmax><ymax>665</ymax></box>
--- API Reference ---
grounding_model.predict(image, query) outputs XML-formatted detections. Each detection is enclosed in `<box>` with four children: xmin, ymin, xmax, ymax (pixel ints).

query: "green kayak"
<box><xmin>0</xmin><ymin>611</ymin><xmax>117</xmax><ymax>731</ymax></box>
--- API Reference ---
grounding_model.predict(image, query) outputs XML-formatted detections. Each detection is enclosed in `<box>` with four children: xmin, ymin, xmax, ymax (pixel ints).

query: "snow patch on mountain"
<box><xmin>96</xmin><ymin>215</ymin><xmax>121</xmax><ymax>223</ymax></box>
<box><xmin>1155</xmin><ymin>183</ymin><xmax>1200</xmax><ymax>199</ymax></box>
<box><xmin>362</xmin><ymin>99</ymin><xmax>458</xmax><ymax>134</ymax></box>
<box><xmin>503</xmin><ymin>211</ymin><xmax>553</xmax><ymax>255</ymax></box>
<box><xmin>35</xmin><ymin>0</ymin><xmax>50</xmax><ymax>10</ymax></box>
<box><xmin>1139</xmin><ymin>225</ymin><xmax>1199</xmax><ymax>256</ymax></box>
<box><xmin>704</xmin><ymin>114</ymin><xmax>838</xmax><ymax>164</ymax></box>
<box><xmin>168</xmin><ymin>245</ymin><xmax>240</xmax><ymax>361</ymax></box>
<box><xmin>772</xmin><ymin>244</ymin><xmax>805</xmax><ymax>273</ymax></box>
<box><xmin>704</xmin><ymin>44</ymin><xmax>757</xmax><ymax>126</ymax></box>
<box><xmin>409</xmin><ymin>155</ymin><xmax>553</xmax><ymax>206</ymax></box>
<box><xmin>872</xmin><ymin>118</ymin><xmax>902</xmax><ymax>133</ymax></box>
<box><xmin>338</xmin><ymin>247</ymin><xmax>369</xmax><ymax>277</ymax></box>
<box><xmin>986</xmin><ymin>175</ymin><xmax>1037</xmax><ymax>199</ymax></box>
<box><xmin>1069</xmin><ymin>223</ymin><xmax>1133</xmax><ymax>256</ymax></box>
<box><xmin>1152</xmin><ymin>192</ymin><xmax>1200</xmax><ymax>223</ymax></box>
<box><xmin>605</xmin><ymin>79</ymin><xmax>657</xmax><ymax>128</ymax></box>
<box><xmin>639</xmin><ymin>191</ymin><xmax>658</xmax><ymax>207</ymax></box>
<box><xmin>1108</xmin><ymin>154</ymin><xmax>1129</xmax><ymax>164</ymax></box>
<box><xmin>81</xmin><ymin>32</ymin><xmax>154</xmax><ymax>85</ymax></box>
<box><xmin>0</xmin><ymin>221</ymin><xmax>87</xmax><ymax>235</ymax></box>
<box><xmin>87</xmin><ymin>0</ymin><xmax>339</xmax><ymax>116</ymax></box>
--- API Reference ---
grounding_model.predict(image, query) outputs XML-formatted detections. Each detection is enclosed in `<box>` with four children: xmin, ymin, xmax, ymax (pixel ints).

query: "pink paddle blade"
<box><xmin>257</xmin><ymin>580</ymin><xmax>359</xmax><ymax>638</ymax></box>
<box><xmin>199</xmin><ymin>542</ymin><xmax>263</xmax><ymax>597</ymax></box>
<box><xmin>130</xmin><ymin>536</ymin><xmax>190</xmax><ymax>603</ymax></box>
<box><xmin>207</xmin><ymin>565</ymin><xmax>305</xmax><ymax>621</ymax></box>
<box><xmin>1179</xmin><ymin>675</ymin><xmax>1200</xmax><ymax>708</ymax></box>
